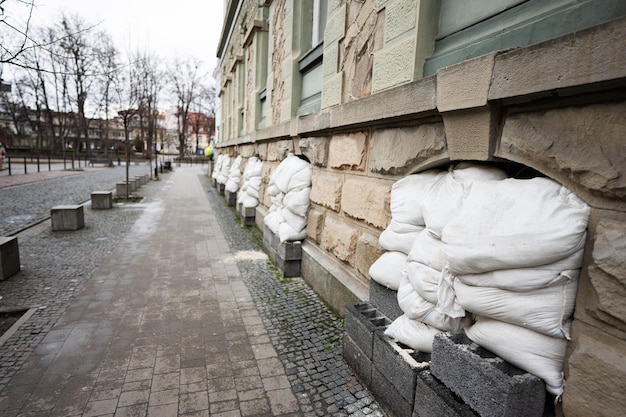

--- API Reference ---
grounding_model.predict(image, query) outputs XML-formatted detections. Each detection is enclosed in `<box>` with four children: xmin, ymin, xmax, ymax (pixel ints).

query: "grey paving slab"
<box><xmin>0</xmin><ymin>165</ymin><xmax>385</xmax><ymax>417</ymax></box>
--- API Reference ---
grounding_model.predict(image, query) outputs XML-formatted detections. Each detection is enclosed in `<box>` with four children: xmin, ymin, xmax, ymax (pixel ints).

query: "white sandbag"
<box><xmin>422</xmin><ymin>163</ymin><xmax>507</xmax><ymax>237</ymax></box>
<box><xmin>249</xmin><ymin>176</ymin><xmax>262</xmax><ymax>191</ymax></box>
<box><xmin>267</xmin><ymin>183</ymin><xmax>280</xmax><ymax>197</ymax></box>
<box><xmin>273</xmin><ymin>154</ymin><xmax>311</xmax><ymax>193</ymax></box>
<box><xmin>279</xmin><ymin>207</ymin><xmax>307</xmax><ymax>232</ymax></box>
<box><xmin>406</xmin><ymin>261</ymin><xmax>441</xmax><ymax>304</ymax></box>
<box><xmin>457</xmin><ymin>249</ymin><xmax>583</xmax><ymax>292</ymax></box>
<box><xmin>243</xmin><ymin>196</ymin><xmax>258</xmax><ymax>208</ymax></box>
<box><xmin>283</xmin><ymin>188</ymin><xmax>311</xmax><ymax>217</ymax></box>
<box><xmin>369</xmin><ymin>251</ymin><xmax>408</xmax><ymax>290</ymax></box>
<box><xmin>390</xmin><ymin>170</ymin><xmax>444</xmax><ymax>226</ymax></box>
<box><xmin>288</xmin><ymin>164</ymin><xmax>312</xmax><ymax>192</ymax></box>
<box><xmin>443</xmin><ymin>177</ymin><xmax>590</xmax><ymax>274</ymax></box>
<box><xmin>246</xmin><ymin>187</ymin><xmax>260</xmax><ymax>200</ymax></box>
<box><xmin>225</xmin><ymin>156</ymin><xmax>242</xmax><ymax>193</ymax></box>
<box><xmin>454</xmin><ymin>279</ymin><xmax>578</xmax><ymax>339</ymax></box>
<box><xmin>212</xmin><ymin>154</ymin><xmax>224</xmax><ymax>178</ymax></box>
<box><xmin>217</xmin><ymin>155</ymin><xmax>231</xmax><ymax>185</ymax></box>
<box><xmin>466</xmin><ymin>316</ymin><xmax>569</xmax><ymax>396</ymax></box>
<box><xmin>263</xmin><ymin>210</ymin><xmax>282</xmax><ymax>234</ymax></box>
<box><xmin>397</xmin><ymin>274</ymin><xmax>468</xmax><ymax>331</ymax></box>
<box><xmin>278</xmin><ymin>221</ymin><xmax>307</xmax><ymax>242</ymax></box>
<box><xmin>407</xmin><ymin>229</ymin><xmax>446</xmax><ymax>270</ymax></box>
<box><xmin>384</xmin><ymin>314</ymin><xmax>442</xmax><ymax>353</ymax></box>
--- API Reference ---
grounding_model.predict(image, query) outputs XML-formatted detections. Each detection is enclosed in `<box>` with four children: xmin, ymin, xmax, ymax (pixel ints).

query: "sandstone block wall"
<box><xmin>216</xmin><ymin>5</ymin><xmax>626</xmax><ymax>414</ymax></box>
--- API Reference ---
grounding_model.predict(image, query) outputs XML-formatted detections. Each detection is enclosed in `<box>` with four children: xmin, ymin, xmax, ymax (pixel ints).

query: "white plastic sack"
<box><xmin>217</xmin><ymin>155</ymin><xmax>231</xmax><ymax>185</ymax></box>
<box><xmin>397</xmin><ymin>274</ymin><xmax>469</xmax><ymax>331</ymax></box>
<box><xmin>279</xmin><ymin>207</ymin><xmax>307</xmax><ymax>233</ymax></box>
<box><xmin>384</xmin><ymin>314</ymin><xmax>442</xmax><ymax>353</ymax></box>
<box><xmin>454</xmin><ymin>279</ymin><xmax>578</xmax><ymax>339</ymax></box>
<box><xmin>421</xmin><ymin>163</ymin><xmax>507</xmax><ymax>237</ymax></box>
<box><xmin>379</xmin><ymin>220</ymin><xmax>424</xmax><ymax>254</ymax></box>
<box><xmin>406</xmin><ymin>261</ymin><xmax>441</xmax><ymax>304</ymax></box>
<box><xmin>466</xmin><ymin>316</ymin><xmax>569</xmax><ymax>396</ymax></box>
<box><xmin>225</xmin><ymin>155</ymin><xmax>242</xmax><ymax>193</ymax></box>
<box><xmin>369</xmin><ymin>251</ymin><xmax>408</xmax><ymax>290</ymax></box>
<box><xmin>456</xmin><ymin>249</ymin><xmax>583</xmax><ymax>292</ymax></box>
<box><xmin>272</xmin><ymin>154</ymin><xmax>311</xmax><ymax>193</ymax></box>
<box><xmin>407</xmin><ymin>229</ymin><xmax>446</xmax><ymax>271</ymax></box>
<box><xmin>283</xmin><ymin>188</ymin><xmax>311</xmax><ymax>217</ymax></box>
<box><xmin>389</xmin><ymin>170</ymin><xmax>443</xmax><ymax>226</ymax></box>
<box><xmin>442</xmin><ymin>177</ymin><xmax>590</xmax><ymax>274</ymax></box>
<box><xmin>278</xmin><ymin>221</ymin><xmax>307</xmax><ymax>243</ymax></box>
<box><xmin>212</xmin><ymin>154</ymin><xmax>224</xmax><ymax>178</ymax></box>
<box><xmin>263</xmin><ymin>210</ymin><xmax>283</xmax><ymax>234</ymax></box>
<box><xmin>243</xmin><ymin>196</ymin><xmax>258</xmax><ymax>208</ymax></box>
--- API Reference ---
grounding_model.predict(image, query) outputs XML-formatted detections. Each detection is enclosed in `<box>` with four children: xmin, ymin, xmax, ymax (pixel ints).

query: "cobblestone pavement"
<box><xmin>0</xmin><ymin>166</ymin><xmax>384</xmax><ymax>416</ymax></box>
<box><xmin>0</xmin><ymin>164</ymin><xmax>153</xmax><ymax>235</ymax></box>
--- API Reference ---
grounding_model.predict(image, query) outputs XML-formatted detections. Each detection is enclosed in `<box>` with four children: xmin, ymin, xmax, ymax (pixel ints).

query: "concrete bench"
<box><xmin>0</xmin><ymin>236</ymin><xmax>20</xmax><ymax>280</ymax></box>
<box><xmin>88</xmin><ymin>159</ymin><xmax>113</xmax><ymax>167</ymax></box>
<box><xmin>91</xmin><ymin>191</ymin><xmax>113</xmax><ymax>210</ymax></box>
<box><xmin>51</xmin><ymin>205</ymin><xmax>84</xmax><ymax>231</ymax></box>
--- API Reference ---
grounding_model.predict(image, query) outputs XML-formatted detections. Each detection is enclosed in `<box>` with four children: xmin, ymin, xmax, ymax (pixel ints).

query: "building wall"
<box><xmin>217</xmin><ymin>1</ymin><xmax>626</xmax><ymax>415</ymax></box>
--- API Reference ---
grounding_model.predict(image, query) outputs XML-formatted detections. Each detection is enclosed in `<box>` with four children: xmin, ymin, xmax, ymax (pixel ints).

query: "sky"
<box><xmin>6</xmin><ymin>0</ymin><xmax>225</xmax><ymax>72</ymax></box>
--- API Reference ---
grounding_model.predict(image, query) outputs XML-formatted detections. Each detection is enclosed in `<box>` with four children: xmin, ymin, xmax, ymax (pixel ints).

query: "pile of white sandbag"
<box><xmin>215</xmin><ymin>155</ymin><xmax>231</xmax><ymax>185</ymax></box>
<box><xmin>263</xmin><ymin>154</ymin><xmax>312</xmax><ymax>243</ymax></box>
<box><xmin>225</xmin><ymin>155</ymin><xmax>242</xmax><ymax>193</ymax></box>
<box><xmin>237</xmin><ymin>156</ymin><xmax>263</xmax><ymax>208</ymax></box>
<box><xmin>383</xmin><ymin>164</ymin><xmax>507</xmax><ymax>352</ymax></box>
<box><xmin>211</xmin><ymin>154</ymin><xmax>224</xmax><ymax>180</ymax></box>
<box><xmin>375</xmin><ymin>163</ymin><xmax>590</xmax><ymax>396</ymax></box>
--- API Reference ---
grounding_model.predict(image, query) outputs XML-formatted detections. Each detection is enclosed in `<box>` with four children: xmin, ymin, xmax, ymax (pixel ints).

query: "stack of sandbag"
<box><xmin>216</xmin><ymin>155</ymin><xmax>231</xmax><ymax>185</ymax></box>
<box><xmin>383</xmin><ymin>163</ymin><xmax>508</xmax><ymax>352</ymax></box>
<box><xmin>237</xmin><ymin>156</ymin><xmax>263</xmax><ymax>208</ymax></box>
<box><xmin>369</xmin><ymin>172</ymin><xmax>440</xmax><ymax>290</ymax></box>
<box><xmin>263</xmin><ymin>154</ymin><xmax>312</xmax><ymax>242</ymax></box>
<box><xmin>212</xmin><ymin>154</ymin><xmax>224</xmax><ymax>179</ymax></box>
<box><xmin>225</xmin><ymin>155</ymin><xmax>242</xmax><ymax>193</ymax></box>
<box><xmin>439</xmin><ymin>177</ymin><xmax>590</xmax><ymax>396</ymax></box>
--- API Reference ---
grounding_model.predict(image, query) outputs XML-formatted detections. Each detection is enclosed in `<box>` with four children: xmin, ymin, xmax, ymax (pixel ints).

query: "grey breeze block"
<box><xmin>373</xmin><ymin>331</ymin><xmax>430</xmax><ymax>404</ymax></box>
<box><xmin>372</xmin><ymin>367</ymin><xmax>414</xmax><ymax>417</ymax></box>
<box><xmin>369</xmin><ymin>279</ymin><xmax>404</xmax><ymax>321</ymax></box>
<box><xmin>430</xmin><ymin>332</ymin><xmax>545</xmax><ymax>417</ymax></box>
<box><xmin>413</xmin><ymin>370</ymin><xmax>478</xmax><ymax>417</ymax></box>
<box><xmin>91</xmin><ymin>191</ymin><xmax>113</xmax><ymax>210</ymax></box>
<box><xmin>343</xmin><ymin>333</ymin><xmax>373</xmax><ymax>386</ymax></box>
<box><xmin>344</xmin><ymin>302</ymin><xmax>391</xmax><ymax>359</ymax></box>
<box><xmin>51</xmin><ymin>205</ymin><xmax>84</xmax><ymax>231</ymax></box>
<box><xmin>0</xmin><ymin>236</ymin><xmax>20</xmax><ymax>280</ymax></box>
<box><xmin>225</xmin><ymin>190</ymin><xmax>237</xmax><ymax>206</ymax></box>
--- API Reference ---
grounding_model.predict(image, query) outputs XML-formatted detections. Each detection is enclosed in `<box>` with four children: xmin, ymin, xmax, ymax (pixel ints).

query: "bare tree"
<box><xmin>0</xmin><ymin>0</ymin><xmax>36</xmax><ymax>69</ymax></box>
<box><xmin>168</xmin><ymin>57</ymin><xmax>202</xmax><ymax>162</ymax></box>
<box><xmin>93</xmin><ymin>30</ymin><xmax>119</xmax><ymax>159</ymax></box>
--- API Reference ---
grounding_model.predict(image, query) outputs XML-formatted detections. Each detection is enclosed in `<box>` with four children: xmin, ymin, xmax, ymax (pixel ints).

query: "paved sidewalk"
<box><xmin>0</xmin><ymin>166</ymin><xmax>384</xmax><ymax>417</ymax></box>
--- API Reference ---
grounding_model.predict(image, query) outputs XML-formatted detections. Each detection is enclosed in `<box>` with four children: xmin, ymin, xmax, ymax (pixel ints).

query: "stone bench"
<box><xmin>91</xmin><ymin>191</ymin><xmax>113</xmax><ymax>210</ymax></box>
<box><xmin>0</xmin><ymin>236</ymin><xmax>20</xmax><ymax>280</ymax></box>
<box><xmin>88</xmin><ymin>159</ymin><xmax>113</xmax><ymax>167</ymax></box>
<box><xmin>51</xmin><ymin>205</ymin><xmax>84</xmax><ymax>231</ymax></box>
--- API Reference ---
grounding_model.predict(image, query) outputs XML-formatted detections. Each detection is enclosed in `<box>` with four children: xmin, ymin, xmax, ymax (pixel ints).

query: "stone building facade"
<box><xmin>216</xmin><ymin>1</ymin><xmax>626</xmax><ymax>415</ymax></box>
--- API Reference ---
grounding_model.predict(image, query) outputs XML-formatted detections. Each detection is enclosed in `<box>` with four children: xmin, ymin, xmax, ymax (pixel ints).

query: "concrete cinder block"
<box><xmin>413</xmin><ymin>370</ymin><xmax>478</xmax><ymax>417</ymax></box>
<box><xmin>241</xmin><ymin>206</ymin><xmax>256</xmax><ymax>218</ymax></box>
<box><xmin>218</xmin><ymin>182</ymin><xmax>225</xmax><ymax>195</ymax></box>
<box><xmin>431</xmin><ymin>333</ymin><xmax>545</xmax><ymax>417</ymax></box>
<box><xmin>372</xmin><ymin>367</ymin><xmax>414</xmax><ymax>417</ymax></box>
<box><xmin>344</xmin><ymin>302</ymin><xmax>391</xmax><ymax>359</ymax></box>
<box><xmin>373</xmin><ymin>331</ymin><xmax>430</xmax><ymax>403</ymax></box>
<box><xmin>91</xmin><ymin>191</ymin><xmax>113</xmax><ymax>210</ymax></box>
<box><xmin>51</xmin><ymin>205</ymin><xmax>85</xmax><ymax>231</ymax></box>
<box><xmin>277</xmin><ymin>240</ymin><xmax>302</xmax><ymax>261</ymax></box>
<box><xmin>275</xmin><ymin>254</ymin><xmax>300</xmax><ymax>278</ymax></box>
<box><xmin>343</xmin><ymin>333</ymin><xmax>372</xmax><ymax>386</ymax></box>
<box><xmin>225</xmin><ymin>190</ymin><xmax>237</xmax><ymax>206</ymax></box>
<box><xmin>369</xmin><ymin>280</ymin><xmax>403</xmax><ymax>321</ymax></box>
<box><xmin>0</xmin><ymin>236</ymin><xmax>20</xmax><ymax>280</ymax></box>
<box><xmin>263</xmin><ymin>225</ymin><xmax>274</xmax><ymax>253</ymax></box>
